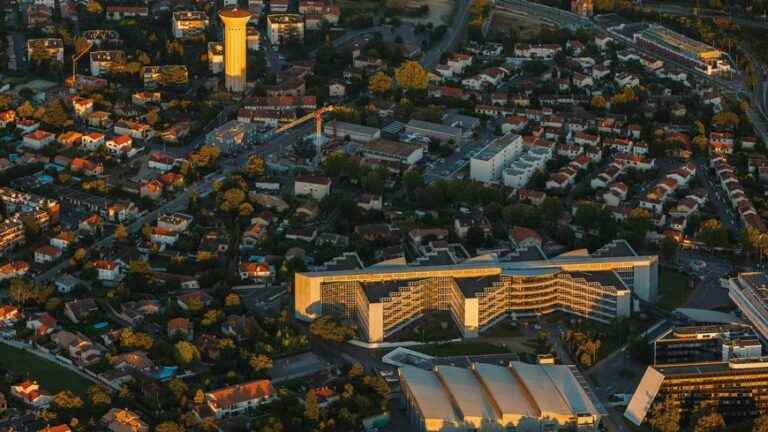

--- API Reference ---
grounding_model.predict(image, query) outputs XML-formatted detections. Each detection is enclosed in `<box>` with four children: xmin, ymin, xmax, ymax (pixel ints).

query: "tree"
<box><xmin>647</xmin><ymin>398</ymin><xmax>680</xmax><ymax>432</ymax></box>
<box><xmin>88</xmin><ymin>385</ymin><xmax>112</xmax><ymax>406</ymax></box>
<box><xmin>611</xmin><ymin>86</ymin><xmax>637</xmax><ymax>107</ymax></box>
<box><xmin>193</xmin><ymin>389</ymin><xmax>205</xmax><ymax>405</ymax></box>
<box><xmin>368</xmin><ymin>72</ymin><xmax>393</xmax><ymax>94</ymax></box>
<box><xmin>249</xmin><ymin>354</ymin><xmax>273</xmax><ymax>372</ymax></box>
<box><xmin>348</xmin><ymin>363</ymin><xmax>364</xmax><ymax>378</ymax></box>
<box><xmin>225</xmin><ymin>293</ymin><xmax>241</xmax><ymax>308</ymax></box>
<box><xmin>753</xmin><ymin>414</ymin><xmax>768</xmax><ymax>432</ymax></box>
<box><xmin>304</xmin><ymin>389</ymin><xmax>320</xmax><ymax>421</ymax></box>
<box><xmin>16</xmin><ymin>101</ymin><xmax>34</xmax><ymax>119</ymax></box>
<box><xmin>591</xmin><ymin>95</ymin><xmax>606</xmax><ymax>110</ymax></box>
<box><xmin>168</xmin><ymin>378</ymin><xmax>189</xmax><ymax>403</ymax></box>
<box><xmin>115</xmin><ymin>224</ymin><xmax>128</xmax><ymax>242</ymax></box>
<box><xmin>246</xmin><ymin>155</ymin><xmax>265</xmax><ymax>177</ymax></box>
<box><xmin>53</xmin><ymin>390</ymin><xmax>84</xmax><ymax>410</ymax></box>
<box><xmin>43</xmin><ymin>98</ymin><xmax>71</xmax><ymax>129</ymax></box>
<box><xmin>9</xmin><ymin>279</ymin><xmax>33</xmax><ymax>304</ymax></box>
<box><xmin>712</xmin><ymin>111</ymin><xmax>740</xmax><ymax>129</ymax></box>
<box><xmin>465</xmin><ymin>225</ymin><xmax>486</xmax><ymax>248</ymax></box>
<box><xmin>174</xmin><ymin>341</ymin><xmax>201</xmax><ymax>366</ymax></box>
<box><xmin>697</xmin><ymin>219</ymin><xmax>728</xmax><ymax>248</ymax></box>
<box><xmin>309</xmin><ymin>316</ymin><xmax>356</xmax><ymax>343</ymax></box>
<box><xmin>85</xmin><ymin>0</ymin><xmax>102</xmax><ymax>14</ymax></box>
<box><xmin>155</xmin><ymin>421</ymin><xmax>184</xmax><ymax>432</ymax></box>
<box><xmin>220</xmin><ymin>188</ymin><xmax>246</xmax><ymax>213</ymax></box>
<box><xmin>693</xmin><ymin>412</ymin><xmax>725</xmax><ymax>432</ymax></box>
<box><xmin>394</xmin><ymin>61</ymin><xmax>428</xmax><ymax>91</ymax></box>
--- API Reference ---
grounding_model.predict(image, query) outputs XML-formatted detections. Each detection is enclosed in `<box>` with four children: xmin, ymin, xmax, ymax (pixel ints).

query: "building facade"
<box><xmin>633</xmin><ymin>25</ymin><xmax>731</xmax><ymax>75</ymax></box>
<box><xmin>266</xmin><ymin>14</ymin><xmax>305</xmax><ymax>46</ymax></box>
<box><xmin>219</xmin><ymin>8</ymin><xmax>252</xmax><ymax>92</ymax></box>
<box><xmin>729</xmin><ymin>272</ymin><xmax>768</xmax><ymax>341</ymax></box>
<box><xmin>295</xmin><ymin>241</ymin><xmax>658</xmax><ymax>342</ymax></box>
<box><xmin>626</xmin><ymin>358</ymin><xmax>768</xmax><ymax>427</ymax></box>
<box><xmin>470</xmin><ymin>133</ymin><xmax>523</xmax><ymax>183</ymax></box>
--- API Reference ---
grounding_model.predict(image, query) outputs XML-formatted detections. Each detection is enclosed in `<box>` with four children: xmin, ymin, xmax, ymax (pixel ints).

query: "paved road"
<box><xmin>643</xmin><ymin>2</ymin><xmax>768</xmax><ymax>30</ymax></box>
<box><xmin>34</xmin><ymin>121</ymin><xmax>311</xmax><ymax>284</ymax></box>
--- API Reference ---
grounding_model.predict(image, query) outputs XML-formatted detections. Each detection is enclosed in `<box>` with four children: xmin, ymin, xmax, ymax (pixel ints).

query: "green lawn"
<box><xmin>0</xmin><ymin>343</ymin><xmax>94</xmax><ymax>395</ymax></box>
<box><xmin>657</xmin><ymin>268</ymin><xmax>693</xmax><ymax>311</ymax></box>
<box><xmin>411</xmin><ymin>341</ymin><xmax>510</xmax><ymax>357</ymax></box>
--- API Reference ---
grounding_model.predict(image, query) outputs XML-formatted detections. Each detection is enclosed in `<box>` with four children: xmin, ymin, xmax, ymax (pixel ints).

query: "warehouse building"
<box><xmin>399</xmin><ymin>362</ymin><xmax>603</xmax><ymax>432</ymax></box>
<box><xmin>633</xmin><ymin>25</ymin><xmax>731</xmax><ymax>75</ymax></box>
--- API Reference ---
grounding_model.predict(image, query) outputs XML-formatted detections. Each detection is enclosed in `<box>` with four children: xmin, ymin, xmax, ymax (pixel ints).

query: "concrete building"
<box><xmin>633</xmin><ymin>25</ymin><xmax>731</xmax><ymax>75</ymax></box>
<box><xmin>26</xmin><ymin>38</ymin><xmax>64</xmax><ymax>63</ymax></box>
<box><xmin>470</xmin><ymin>133</ymin><xmax>523</xmax><ymax>183</ymax></box>
<box><xmin>205</xmin><ymin>120</ymin><xmax>258</xmax><ymax>154</ymax></box>
<box><xmin>207</xmin><ymin>42</ymin><xmax>224</xmax><ymax>74</ymax></box>
<box><xmin>295</xmin><ymin>240</ymin><xmax>657</xmax><ymax>342</ymax></box>
<box><xmin>219</xmin><ymin>8</ymin><xmax>252</xmax><ymax>92</ymax></box>
<box><xmin>399</xmin><ymin>362</ymin><xmax>602</xmax><ymax>432</ymax></box>
<box><xmin>266</xmin><ymin>14</ymin><xmax>305</xmax><ymax>46</ymax></box>
<box><xmin>325</xmin><ymin>121</ymin><xmax>380</xmax><ymax>143</ymax></box>
<box><xmin>360</xmin><ymin>139</ymin><xmax>423</xmax><ymax>166</ymax></box>
<box><xmin>729</xmin><ymin>272</ymin><xmax>768</xmax><ymax>342</ymax></box>
<box><xmin>625</xmin><ymin>358</ymin><xmax>768</xmax><ymax>427</ymax></box>
<box><xmin>89</xmin><ymin>50</ymin><xmax>126</xmax><ymax>77</ymax></box>
<box><xmin>172</xmin><ymin>11</ymin><xmax>209</xmax><ymax>38</ymax></box>
<box><xmin>294</xmin><ymin>176</ymin><xmax>332</xmax><ymax>200</ymax></box>
<box><xmin>652</xmin><ymin>324</ymin><xmax>762</xmax><ymax>365</ymax></box>
<box><xmin>405</xmin><ymin>119</ymin><xmax>462</xmax><ymax>146</ymax></box>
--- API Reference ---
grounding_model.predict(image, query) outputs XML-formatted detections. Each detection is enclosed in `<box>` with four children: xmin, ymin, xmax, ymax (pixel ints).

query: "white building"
<box><xmin>294</xmin><ymin>176</ymin><xmax>331</xmax><ymax>200</ymax></box>
<box><xmin>470</xmin><ymin>133</ymin><xmax>523</xmax><ymax>183</ymax></box>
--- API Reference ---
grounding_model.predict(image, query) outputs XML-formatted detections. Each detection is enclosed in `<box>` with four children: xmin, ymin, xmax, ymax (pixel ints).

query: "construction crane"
<box><xmin>69</xmin><ymin>39</ymin><xmax>94</xmax><ymax>93</ymax></box>
<box><xmin>274</xmin><ymin>105</ymin><xmax>350</xmax><ymax>166</ymax></box>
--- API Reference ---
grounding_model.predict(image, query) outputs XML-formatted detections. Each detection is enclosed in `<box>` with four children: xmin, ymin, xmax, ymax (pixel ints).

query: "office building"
<box><xmin>360</xmin><ymin>139</ymin><xmax>424</xmax><ymax>166</ymax></box>
<box><xmin>0</xmin><ymin>216</ymin><xmax>25</xmax><ymax>257</ymax></box>
<box><xmin>324</xmin><ymin>121</ymin><xmax>380</xmax><ymax>143</ymax></box>
<box><xmin>625</xmin><ymin>357</ymin><xmax>768</xmax><ymax>426</ymax></box>
<box><xmin>652</xmin><ymin>324</ymin><xmax>762</xmax><ymax>365</ymax></box>
<box><xmin>405</xmin><ymin>119</ymin><xmax>462</xmax><ymax>146</ymax></box>
<box><xmin>26</xmin><ymin>38</ymin><xmax>64</xmax><ymax>63</ymax></box>
<box><xmin>470</xmin><ymin>133</ymin><xmax>523</xmax><ymax>183</ymax></box>
<box><xmin>295</xmin><ymin>240</ymin><xmax>658</xmax><ymax>342</ymax></box>
<box><xmin>729</xmin><ymin>272</ymin><xmax>768</xmax><ymax>342</ymax></box>
<box><xmin>89</xmin><ymin>50</ymin><xmax>126</xmax><ymax>77</ymax></box>
<box><xmin>172</xmin><ymin>11</ymin><xmax>209</xmax><ymax>38</ymax></box>
<box><xmin>266</xmin><ymin>14</ymin><xmax>305</xmax><ymax>46</ymax></box>
<box><xmin>205</xmin><ymin>120</ymin><xmax>258</xmax><ymax>154</ymax></box>
<box><xmin>633</xmin><ymin>25</ymin><xmax>731</xmax><ymax>75</ymax></box>
<box><xmin>219</xmin><ymin>8</ymin><xmax>252</xmax><ymax>92</ymax></box>
<box><xmin>208</xmin><ymin>42</ymin><xmax>223</xmax><ymax>74</ymax></box>
<box><xmin>399</xmin><ymin>362</ymin><xmax>602</xmax><ymax>432</ymax></box>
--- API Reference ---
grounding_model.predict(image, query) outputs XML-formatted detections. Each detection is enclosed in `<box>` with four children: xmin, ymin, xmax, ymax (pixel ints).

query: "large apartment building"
<box><xmin>295</xmin><ymin>240</ymin><xmax>658</xmax><ymax>342</ymax></box>
<box><xmin>625</xmin><ymin>357</ymin><xmax>768</xmax><ymax>426</ymax></box>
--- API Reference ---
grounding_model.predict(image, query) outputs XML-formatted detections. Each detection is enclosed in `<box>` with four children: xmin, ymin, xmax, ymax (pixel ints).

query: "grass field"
<box><xmin>0</xmin><ymin>343</ymin><xmax>93</xmax><ymax>394</ymax></box>
<box><xmin>411</xmin><ymin>341</ymin><xmax>509</xmax><ymax>357</ymax></box>
<box><xmin>657</xmin><ymin>268</ymin><xmax>693</xmax><ymax>311</ymax></box>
